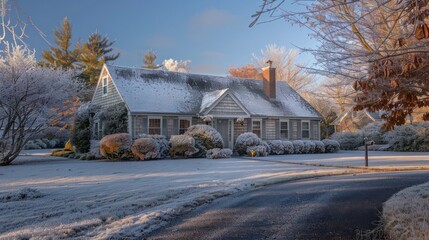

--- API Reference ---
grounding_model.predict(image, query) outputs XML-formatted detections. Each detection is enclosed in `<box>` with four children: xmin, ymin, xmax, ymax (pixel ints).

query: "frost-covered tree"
<box><xmin>162</xmin><ymin>58</ymin><xmax>191</xmax><ymax>73</ymax></box>
<box><xmin>253</xmin><ymin>45</ymin><xmax>314</xmax><ymax>93</ymax></box>
<box><xmin>40</xmin><ymin>17</ymin><xmax>80</xmax><ymax>70</ymax></box>
<box><xmin>0</xmin><ymin>44</ymin><xmax>81</xmax><ymax>165</ymax></box>
<box><xmin>251</xmin><ymin>0</ymin><xmax>429</xmax><ymax>129</ymax></box>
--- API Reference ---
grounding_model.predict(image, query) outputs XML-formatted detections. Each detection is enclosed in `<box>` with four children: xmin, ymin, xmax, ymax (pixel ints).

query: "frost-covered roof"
<box><xmin>105</xmin><ymin>65</ymin><xmax>322</xmax><ymax>118</ymax></box>
<box><xmin>330</xmin><ymin>109</ymin><xmax>383</xmax><ymax>125</ymax></box>
<box><xmin>200</xmin><ymin>89</ymin><xmax>229</xmax><ymax>114</ymax></box>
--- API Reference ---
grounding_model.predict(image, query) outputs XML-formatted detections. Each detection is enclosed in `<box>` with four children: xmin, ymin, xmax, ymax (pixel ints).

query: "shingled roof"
<box><xmin>106</xmin><ymin>65</ymin><xmax>321</xmax><ymax>118</ymax></box>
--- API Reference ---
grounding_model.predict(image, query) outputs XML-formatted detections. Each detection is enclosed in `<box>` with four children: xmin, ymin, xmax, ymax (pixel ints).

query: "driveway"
<box><xmin>147</xmin><ymin>171</ymin><xmax>429</xmax><ymax>240</ymax></box>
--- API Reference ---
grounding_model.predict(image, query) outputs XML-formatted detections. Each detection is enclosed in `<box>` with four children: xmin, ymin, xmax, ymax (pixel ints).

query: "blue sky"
<box><xmin>17</xmin><ymin>0</ymin><xmax>316</xmax><ymax>75</ymax></box>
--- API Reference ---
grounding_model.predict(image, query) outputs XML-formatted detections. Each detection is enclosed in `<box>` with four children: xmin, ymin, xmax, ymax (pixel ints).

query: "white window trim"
<box><xmin>148</xmin><ymin>116</ymin><xmax>163</xmax><ymax>135</ymax></box>
<box><xmin>301</xmin><ymin>120</ymin><xmax>310</xmax><ymax>139</ymax></box>
<box><xmin>251</xmin><ymin>119</ymin><xmax>263</xmax><ymax>137</ymax></box>
<box><xmin>102</xmin><ymin>77</ymin><xmax>108</xmax><ymax>96</ymax></box>
<box><xmin>178</xmin><ymin>117</ymin><xmax>192</xmax><ymax>134</ymax></box>
<box><xmin>280</xmin><ymin>119</ymin><xmax>289</xmax><ymax>139</ymax></box>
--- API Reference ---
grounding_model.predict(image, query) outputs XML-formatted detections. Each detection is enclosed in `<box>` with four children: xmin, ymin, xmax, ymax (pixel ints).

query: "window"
<box><xmin>179</xmin><ymin>118</ymin><xmax>191</xmax><ymax>134</ymax></box>
<box><xmin>102</xmin><ymin>77</ymin><xmax>108</xmax><ymax>95</ymax></box>
<box><xmin>252</xmin><ymin>120</ymin><xmax>262</xmax><ymax>137</ymax></box>
<box><xmin>301</xmin><ymin>121</ymin><xmax>310</xmax><ymax>139</ymax></box>
<box><xmin>280</xmin><ymin>120</ymin><xmax>289</xmax><ymax>139</ymax></box>
<box><xmin>148</xmin><ymin>118</ymin><xmax>161</xmax><ymax>135</ymax></box>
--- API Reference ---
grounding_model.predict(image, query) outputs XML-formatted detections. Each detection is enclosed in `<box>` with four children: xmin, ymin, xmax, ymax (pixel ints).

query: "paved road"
<box><xmin>147</xmin><ymin>171</ymin><xmax>429</xmax><ymax>240</ymax></box>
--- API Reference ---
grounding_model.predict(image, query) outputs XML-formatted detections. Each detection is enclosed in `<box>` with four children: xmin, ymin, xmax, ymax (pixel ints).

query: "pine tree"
<box><xmin>143</xmin><ymin>50</ymin><xmax>161</xmax><ymax>69</ymax></box>
<box><xmin>40</xmin><ymin>17</ymin><xmax>79</xmax><ymax>69</ymax></box>
<box><xmin>79</xmin><ymin>32</ymin><xmax>120</xmax><ymax>85</ymax></box>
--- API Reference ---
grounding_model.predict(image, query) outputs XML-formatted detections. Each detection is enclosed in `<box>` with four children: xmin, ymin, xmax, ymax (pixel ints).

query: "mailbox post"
<box><xmin>364</xmin><ymin>138</ymin><xmax>375</xmax><ymax>167</ymax></box>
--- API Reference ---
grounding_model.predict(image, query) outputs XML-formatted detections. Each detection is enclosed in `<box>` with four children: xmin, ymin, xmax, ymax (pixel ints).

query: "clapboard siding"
<box><xmin>92</xmin><ymin>71</ymin><xmax>124</xmax><ymax>108</ymax></box>
<box><xmin>265</xmin><ymin>119</ymin><xmax>277</xmax><ymax>140</ymax></box>
<box><xmin>208</xmin><ymin>95</ymin><xmax>247</xmax><ymax>116</ymax></box>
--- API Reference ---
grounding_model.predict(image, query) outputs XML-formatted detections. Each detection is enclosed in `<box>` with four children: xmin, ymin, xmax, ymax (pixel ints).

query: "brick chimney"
<box><xmin>262</xmin><ymin>60</ymin><xmax>276</xmax><ymax>99</ymax></box>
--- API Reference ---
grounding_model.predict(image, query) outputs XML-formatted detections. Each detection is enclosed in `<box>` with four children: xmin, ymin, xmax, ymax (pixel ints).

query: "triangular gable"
<box><xmin>200</xmin><ymin>89</ymin><xmax>250</xmax><ymax>117</ymax></box>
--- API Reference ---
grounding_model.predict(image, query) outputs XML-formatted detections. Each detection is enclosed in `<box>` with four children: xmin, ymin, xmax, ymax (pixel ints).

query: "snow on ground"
<box><xmin>253</xmin><ymin>150</ymin><xmax>429</xmax><ymax>170</ymax></box>
<box><xmin>383</xmin><ymin>181</ymin><xmax>429</xmax><ymax>240</ymax></box>
<box><xmin>0</xmin><ymin>154</ymin><xmax>355</xmax><ymax>240</ymax></box>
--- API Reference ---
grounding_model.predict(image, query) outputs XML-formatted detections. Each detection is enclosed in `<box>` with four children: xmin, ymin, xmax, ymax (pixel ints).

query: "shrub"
<box><xmin>384</xmin><ymin>122</ymin><xmax>429</xmax><ymax>152</ymax></box>
<box><xmin>292</xmin><ymin>140</ymin><xmax>304</xmax><ymax>154</ymax></box>
<box><xmin>99</xmin><ymin>103</ymin><xmax>128</xmax><ymax>136</ymax></box>
<box><xmin>100</xmin><ymin>133</ymin><xmax>133</xmax><ymax>160</ymax></box>
<box><xmin>303</xmin><ymin>141</ymin><xmax>316</xmax><ymax>154</ymax></box>
<box><xmin>131</xmin><ymin>138</ymin><xmax>160</xmax><ymax>160</ymax></box>
<box><xmin>267</xmin><ymin>140</ymin><xmax>284</xmax><ymax>155</ymax></box>
<box><xmin>246</xmin><ymin>145</ymin><xmax>268</xmax><ymax>157</ymax></box>
<box><xmin>51</xmin><ymin>150</ymin><xmax>73</xmax><ymax>158</ymax></box>
<box><xmin>262</xmin><ymin>141</ymin><xmax>271</xmax><ymax>155</ymax></box>
<box><xmin>139</xmin><ymin>134</ymin><xmax>170</xmax><ymax>158</ymax></box>
<box><xmin>39</xmin><ymin>127</ymin><xmax>70</xmax><ymax>146</ymax></box>
<box><xmin>33</xmin><ymin>139</ymin><xmax>47</xmax><ymax>149</ymax></box>
<box><xmin>89</xmin><ymin>140</ymin><xmax>102</xmax><ymax>159</ymax></box>
<box><xmin>71</xmin><ymin>105</ymin><xmax>92</xmax><ymax>153</ymax></box>
<box><xmin>322</xmin><ymin>139</ymin><xmax>340</xmax><ymax>153</ymax></box>
<box><xmin>170</xmin><ymin>135</ymin><xmax>199</xmax><ymax>157</ymax></box>
<box><xmin>235</xmin><ymin>132</ymin><xmax>263</xmax><ymax>155</ymax></box>
<box><xmin>359</xmin><ymin>122</ymin><xmax>387</xmax><ymax>144</ymax></box>
<box><xmin>24</xmin><ymin>140</ymin><xmax>41</xmax><ymax>150</ymax></box>
<box><xmin>282</xmin><ymin>141</ymin><xmax>294</xmax><ymax>154</ymax></box>
<box><xmin>331</xmin><ymin>132</ymin><xmax>363</xmax><ymax>150</ymax></box>
<box><xmin>206</xmin><ymin>148</ymin><xmax>233</xmax><ymax>159</ymax></box>
<box><xmin>313</xmin><ymin>140</ymin><xmax>325</xmax><ymax>153</ymax></box>
<box><xmin>184</xmin><ymin>125</ymin><xmax>224</xmax><ymax>157</ymax></box>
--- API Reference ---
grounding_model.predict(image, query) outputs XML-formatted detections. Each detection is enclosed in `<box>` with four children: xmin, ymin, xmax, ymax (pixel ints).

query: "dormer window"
<box><xmin>102</xmin><ymin>77</ymin><xmax>108</xmax><ymax>95</ymax></box>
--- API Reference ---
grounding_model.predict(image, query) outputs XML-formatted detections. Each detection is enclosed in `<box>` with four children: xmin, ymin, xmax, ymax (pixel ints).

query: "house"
<box><xmin>330</xmin><ymin>109</ymin><xmax>383</xmax><ymax>132</ymax></box>
<box><xmin>91</xmin><ymin>63</ymin><xmax>322</xmax><ymax>149</ymax></box>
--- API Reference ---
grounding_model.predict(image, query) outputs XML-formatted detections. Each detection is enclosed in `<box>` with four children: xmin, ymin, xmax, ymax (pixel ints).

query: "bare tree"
<box><xmin>0</xmin><ymin>45</ymin><xmax>82</xmax><ymax>165</ymax></box>
<box><xmin>251</xmin><ymin>0</ymin><xmax>429</xmax><ymax>129</ymax></box>
<box><xmin>228</xmin><ymin>64</ymin><xmax>263</xmax><ymax>79</ymax></box>
<box><xmin>253</xmin><ymin>45</ymin><xmax>314</xmax><ymax>93</ymax></box>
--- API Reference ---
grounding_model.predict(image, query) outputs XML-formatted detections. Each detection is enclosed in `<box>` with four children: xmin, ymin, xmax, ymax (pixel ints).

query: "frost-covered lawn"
<box><xmin>0</xmin><ymin>154</ymin><xmax>355</xmax><ymax>239</ymax></box>
<box><xmin>383</xmin><ymin>181</ymin><xmax>429</xmax><ymax>239</ymax></box>
<box><xmin>255</xmin><ymin>151</ymin><xmax>429</xmax><ymax>170</ymax></box>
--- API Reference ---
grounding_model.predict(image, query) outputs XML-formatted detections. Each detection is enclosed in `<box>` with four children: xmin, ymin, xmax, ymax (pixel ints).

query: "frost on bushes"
<box><xmin>246</xmin><ymin>145</ymin><xmax>268</xmax><ymax>157</ymax></box>
<box><xmin>235</xmin><ymin>132</ymin><xmax>263</xmax><ymax>155</ymax></box>
<box><xmin>303</xmin><ymin>141</ymin><xmax>316</xmax><ymax>154</ymax></box>
<box><xmin>385</xmin><ymin>122</ymin><xmax>429</xmax><ymax>152</ymax></box>
<box><xmin>206</xmin><ymin>148</ymin><xmax>233</xmax><ymax>159</ymax></box>
<box><xmin>98</xmin><ymin>103</ymin><xmax>128</xmax><ymax>136</ymax></box>
<box><xmin>313</xmin><ymin>140</ymin><xmax>325</xmax><ymax>153</ymax></box>
<box><xmin>100</xmin><ymin>133</ymin><xmax>133</xmax><ymax>160</ymax></box>
<box><xmin>23</xmin><ymin>138</ymin><xmax>60</xmax><ymax>150</ymax></box>
<box><xmin>170</xmin><ymin>135</ymin><xmax>199</xmax><ymax>157</ymax></box>
<box><xmin>184</xmin><ymin>124</ymin><xmax>223</xmax><ymax>157</ymax></box>
<box><xmin>38</xmin><ymin>127</ymin><xmax>70</xmax><ymax>146</ymax></box>
<box><xmin>360</xmin><ymin>122</ymin><xmax>386</xmax><ymax>144</ymax></box>
<box><xmin>282</xmin><ymin>141</ymin><xmax>294</xmax><ymax>154</ymax></box>
<box><xmin>262</xmin><ymin>141</ymin><xmax>271</xmax><ymax>155</ymax></box>
<box><xmin>89</xmin><ymin>140</ymin><xmax>102</xmax><ymax>159</ymax></box>
<box><xmin>131</xmin><ymin>138</ymin><xmax>160</xmax><ymax>160</ymax></box>
<box><xmin>71</xmin><ymin>103</ymin><xmax>97</xmax><ymax>153</ymax></box>
<box><xmin>292</xmin><ymin>140</ymin><xmax>304</xmax><ymax>154</ymax></box>
<box><xmin>322</xmin><ymin>139</ymin><xmax>340</xmax><ymax>153</ymax></box>
<box><xmin>331</xmin><ymin>132</ymin><xmax>363</xmax><ymax>150</ymax></box>
<box><xmin>139</xmin><ymin>134</ymin><xmax>170</xmax><ymax>158</ymax></box>
<box><xmin>267</xmin><ymin>140</ymin><xmax>284</xmax><ymax>155</ymax></box>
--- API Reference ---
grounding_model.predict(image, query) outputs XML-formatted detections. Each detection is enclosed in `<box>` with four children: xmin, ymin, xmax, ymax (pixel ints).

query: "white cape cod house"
<box><xmin>91</xmin><ymin>63</ymin><xmax>322</xmax><ymax>149</ymax></box>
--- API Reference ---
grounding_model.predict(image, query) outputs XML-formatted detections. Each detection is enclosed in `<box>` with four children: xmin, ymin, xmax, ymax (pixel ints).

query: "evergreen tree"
<box><xmin>40</xmin><ymin>17</ymin><xmax>79</xmax><ymax>69</ymax></box>
<box><xmin>79</xmin><ymin>32</ymin><xmax>120</xmax><ymax>85</ymax></box>
<box><xmin>143</xmin><ymin>50</ymin><xmax>161</xmax><ymax>69</ymax></box>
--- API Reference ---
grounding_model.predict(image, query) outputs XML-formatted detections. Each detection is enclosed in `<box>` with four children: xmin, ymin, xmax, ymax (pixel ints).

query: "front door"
<box><xmin>216</xmin><ymin>119</ymin><xmax>233</xmax><ymax>149</ymax></box>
